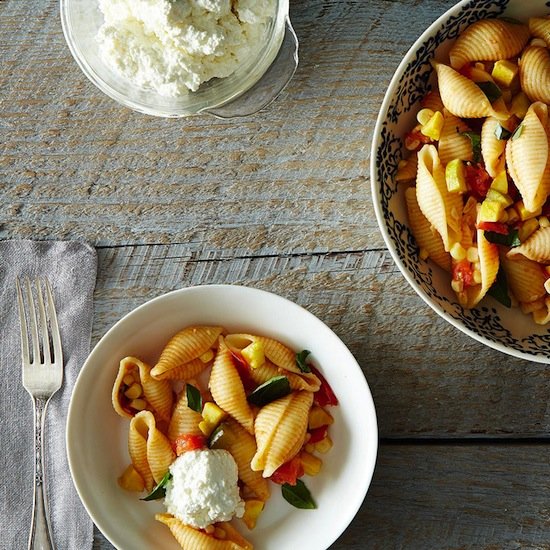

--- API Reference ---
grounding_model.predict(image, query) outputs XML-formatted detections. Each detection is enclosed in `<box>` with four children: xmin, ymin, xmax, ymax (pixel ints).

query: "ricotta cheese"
<box><xmin>96</xmin><ymin>0</ymin><xmax>276</xmax><ymax>96</ymax></box>
<box><xmin>164</xmin><ymin>449</ymin><xmax>245</xmax><ymax>529</ymax></box>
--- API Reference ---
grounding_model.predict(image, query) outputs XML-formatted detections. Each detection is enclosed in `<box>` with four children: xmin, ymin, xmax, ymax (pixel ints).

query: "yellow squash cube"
<box><xmin>199</xmin><ymin>402</ymin><xmax>227</xmax><ymax>436</ymax></box>
<box><xmin>420</xmin><ymin>110</ymin><xmax>444</xmax><ymax>141</ymax></box>
<box><xmin>490</xmin><ymin>171</ymin><xmax>508</xmax><ymax>194</ymax></box>
<box><xmin>300</xmin><ymin>451</ymin><xmax>323</xmax><ymax>476</ymax></box>
<box><xmin>479</xmin><ymin>199</ymin><xmax>504</xmax><ymax>222</ymax></box>
<box><xmin>242</xmin><ymin>500</ymin><xmax>265</xmax><ymax>530</ymax></box>
<box><xmin>445</xmin><ymin>159</ymin><xmax>467</xmax><ymax>193</ymax></box>
<box><xmin>491</xmin><ymin>59</ymin><xmax>518</xmax><ymax>88</ymax></box>
<box><xmin>241</xmin><ymin>340</ymin><xmax>265</xmax><ymax>369</ymax></box>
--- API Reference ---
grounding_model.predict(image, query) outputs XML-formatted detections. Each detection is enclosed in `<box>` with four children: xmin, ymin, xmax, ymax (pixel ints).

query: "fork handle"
<box><xmin>29</xmin><ymin>397</ymin><xmax>55</xmax><ymax>550</ymax></box>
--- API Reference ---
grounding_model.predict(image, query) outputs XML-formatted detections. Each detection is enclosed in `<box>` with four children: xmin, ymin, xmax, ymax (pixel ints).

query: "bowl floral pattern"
<box><xmin>371</xmin><ymin>0</ymin><xmax>550</xmax><ymax>362</ymax></box>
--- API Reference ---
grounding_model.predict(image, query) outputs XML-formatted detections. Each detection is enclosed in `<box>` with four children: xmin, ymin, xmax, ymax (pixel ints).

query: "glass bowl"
<box><xmin>60</xmin><ymin>0</ymin><xmax>297</xmax><ymax>118</ymax></box>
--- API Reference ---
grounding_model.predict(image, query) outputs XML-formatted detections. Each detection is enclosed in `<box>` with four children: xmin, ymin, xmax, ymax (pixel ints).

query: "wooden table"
<box><xmin>3</xmin><ymin>0</ymin><xmax>550</xmax><ymax>548</ymax></box>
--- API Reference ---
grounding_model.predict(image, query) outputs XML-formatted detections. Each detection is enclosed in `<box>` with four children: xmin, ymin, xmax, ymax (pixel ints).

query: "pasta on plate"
<box><xmin>397</xmin><ymin>14</ymin><xmax>550</xmax><ymax>324</ymax></box>
<box><xmin>112</xmin><ymin>325</ymin><xmax>339</xmax><ymax>550</ymax></box>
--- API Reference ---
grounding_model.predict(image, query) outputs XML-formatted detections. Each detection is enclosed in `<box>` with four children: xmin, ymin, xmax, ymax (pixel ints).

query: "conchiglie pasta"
<box><xmin>481</xmin><ymin>117</ymin><xmax>508</xmax><ymax>178</ymax></box>
<box><xmin>438</xmin><ymin>114</ymin><xmax>473</xmax><ymax>166</ymax></box>
<box><xmin>128</xmin><ymin>410</ymin><xmax>175</xmax><ymax>492</ymax></box>
<box><xmin>506</xmin><ymin>102</ymin><xmax>550</xmax><ymax>213</ymax></box>
<box><xmin>405</xmin><ymin>186</ymin><xmax>451</xmax><ymax>272</ymax></box>
<box><xmin>167</xmin><ymin>386</ymin><xmax>204</xmax><ymax>441</ymax></box>
<box><xmin>449</xmin><ymin>18</ymin><xmax>530</xmax><ymax>69</ymax></box>
<box><xmin>252</xmin><ymin>391</ymin><xmax>314</xmax><ymax>478</ymax></box>
<box><xmin>529</xmin><ymin>16</ymin><xmax>550</xmax><ymax>47</ymax></box>
<box><xmin>209</xmin><ymin>337</ymin><xmax>255</xmax><ymax>434</ymax></box>
<box><xmin>519</xmin><ymin>46</ymin><xmax>550</xmax><ymax>104</ymax></box>
<box><xmin>249</xmin><ymin>359</ymin><xmax>321</xmax><ymax>392</ymax></box>
<box><xmin>415</xmin><ymin>144</ymin><xmax>463</xmax><ymax>251</ymax></box>
<box><xmin>112</xmin><ymin>356</ymin><xmax>173</xmax><ymax>423</ymax></box>
<box><xmin>151</xmin><ymin>326</ymin><xmax>223</xmax><ymax>380</ymax></box>
<box><xmin>433</xmin><ymin>62</ymin><xmax>508</xmax><ymax>120</ymax></box>
<box><xmin>507</xmin><ymin>226</ymin><xmax>550</xmax><ymax>264</ymax></box>
<box><xmin>155</xmin><ymin>514</ymin><xmax>252</xmax><ymax>550</ymax></box>
<box><xmin>501</xmin><ymin>254</ymin><xmax>548</xmax><ymax>304</ymax></box>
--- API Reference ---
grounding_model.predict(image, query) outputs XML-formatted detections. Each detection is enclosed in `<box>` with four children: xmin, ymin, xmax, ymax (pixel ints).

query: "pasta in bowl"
<box><xmin>66</xmin><ymin>285</ymin><xmax>377</xmax><ymax>550</ymax></box>
<box><xmin>372</xmin><ymin>0</ymin><xmax>550</xmax><ymax>362</ymax></box>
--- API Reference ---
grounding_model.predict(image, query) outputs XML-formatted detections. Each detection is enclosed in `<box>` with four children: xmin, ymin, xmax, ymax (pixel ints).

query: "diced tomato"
<box><xmin>173</xmin><ymin>434</ymin><xmax>206</xmax><ymax>456</ymax></box>
<box><xmin>465</xmin><ymin>163</ymin><xmax>492</xmax><ymax>200</ymax></box>
<box><xmin>270</xmin><ymin>456</ymin><xmax>304</xmax><ymax>486</ymax></box>
<box><xmin>477</xmin><ymin>221</ymin><xmax>508</xmax><ymax>235</ymax></box>
<box><xmin>404</xmin><ymin>128</ymin><xmax>432</xmax><ymax>151</ymax></box>
<box><xmin>310</xmin><ymin>365</ymin><xmax>338</xmax><ymax>407</ymax></box>
<box><xmin>308</xmin><ymin>425</ymin><xmax>329</xmax><ymax>444</ymax></box>
<box><xmin>452</xmin><ymin>260</ymin><xmax>474</xmax><ymax>288</ymax></box>
<box><xmin>229</xmin><ymin>350</ymin><xmax>257</xmax><ymax>393</ymax></box>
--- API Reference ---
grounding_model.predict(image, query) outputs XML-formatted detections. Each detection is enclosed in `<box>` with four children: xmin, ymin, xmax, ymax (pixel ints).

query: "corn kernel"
<box><xmin>466</xmin><ymin>247</ymin><xmax>479</xmax><ymax>263</ymax></box>
<box><xmin>416</xmin><ymin>108</ymin><xmax>435</xmax><ymax>126</ymax></box>
<box><xmin>199</xmin><ymin>349</ymin><xmax>214</xmax><ymax>363</ymax></box>
<box><xmin>451</xmin><ymin>279</ymin><xmax>464</xmax><ymax>293</ymax></box>
<box><xmin>214</xmin><ymin>527</ymin><xmax>227</xmax><ymax>539</ymax></box>
<box><xmin>204</xmin><ymin>525</ymin><xmax>215</xmax><ymax>535</ymax></box>
<box><xmin>531</xmin><ymin>38</ymin><xmax>547</xmax><ymax>47</ymax></box>
<box><xmin>545</xmin><ymin>266</ymin><xmax>550</xmax><ymax>276</ymax></box>
<box><xmin>124</xmin><ymin>382</ymin><xmax>142</xmax><ymax>400</ymax></box>
<box><xmin>539</xmin><ymin>216</ymin><xmax>550</xmax><ymax>228</ymax></box>
<box><xmin>419</xmin><ymin>248</ymin><xmax>429</xmax><ymax>260</ymax></box>
<box><xmin>130</xmin><ymin>398</ymin><xmax>147</xmax><ymax>411</ymax></box>
<box><xmin>473</xmin><ymin>269</ymin><xmax>482</xmax><ymax>285</ymax></box>
<box><xmin>450</xmin><ymin>242</ymin><xmax>467</xmax><ymax>261</ymax></box>
<box><xmin>123</xmin><ymin>373</ymin><xmax>135</xmax><ymax>386</ymax></box>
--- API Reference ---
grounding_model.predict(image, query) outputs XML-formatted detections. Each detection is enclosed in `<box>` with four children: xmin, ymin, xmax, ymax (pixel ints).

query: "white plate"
<box><xmin>67</xmin><ymin>284</ymin><xmax>378</xmax><ymax>550</ymax></box>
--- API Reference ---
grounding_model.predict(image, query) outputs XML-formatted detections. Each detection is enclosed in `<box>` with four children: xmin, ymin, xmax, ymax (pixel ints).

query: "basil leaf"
<box><xmin>141</xmin><ymin>471</ymin><xmax>171</xmax><ymax>501</ymax></box>
<box><xmin>186</xmin><ymin>383</ymin><xmax>202</xmax><ymax>413</ymax></box>
<box><xmin>281</xmin><ymin>479</ymin><xmax>317</xmax><ymax>509</ymax></box>
<box><xmin>511</xmin><ymin>124</ymin><xmax>523</xmax><ymax>140</ymax></box>
<box><xmin>462</xmin><ymin>132</ymin><xmax>482</xmax><ymax>163</ymax></box>
<box><xmin>484</xmin><ymin>228</ymin><xmax>520</xmax><ymax>247</ymax></box>
<box><xmin>296</xmin><ymin>350</ymin><xmax>312</xmax><ymax>373</ymax></box>
<box><xmin>476</xmin><ymin>81</ymin><xmax>502</xmax><ymax>103</ymax></box>
<box><xmin>247</xmin><ymin>376</ymin><xmax>291</xmax><ymax>407</ymax></box>
<box><xmin>487</xmin><ymin>266</ymin><xmax>511</xmax><ymax>308</ymax></box>
<box><xmin>494</xmin><ymin>124</ymin><xmax>512</xmax><ymax>140</ymax></box>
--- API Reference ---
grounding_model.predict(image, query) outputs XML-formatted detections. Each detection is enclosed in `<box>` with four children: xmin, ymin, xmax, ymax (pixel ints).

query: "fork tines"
<box><xmin>16</xmin><ymin>277</ymin><xmax>63</xmax><ymax>368</ymax></box>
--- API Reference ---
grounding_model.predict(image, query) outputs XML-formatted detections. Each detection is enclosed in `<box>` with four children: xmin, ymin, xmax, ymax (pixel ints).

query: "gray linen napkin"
<box><xmin>0</xmin><ymin>240</ymin><xmax>97</xmax><ymax>550</ymax></box>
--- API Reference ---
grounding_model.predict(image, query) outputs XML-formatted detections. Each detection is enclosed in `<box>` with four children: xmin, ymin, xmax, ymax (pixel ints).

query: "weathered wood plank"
<box><xmin>92</xmin><ymin>245</ymin><xmax>550</xmax><ymax>439</ymax></box>
<box><xmin>0</xmin><ymin>0</ymin><xmax>457</xmax><ymax>251</ymax></box>
<box><xmin>93</xmin><ymin>442</ymin><xmax>550</xmax><ymax>549</ymax></box>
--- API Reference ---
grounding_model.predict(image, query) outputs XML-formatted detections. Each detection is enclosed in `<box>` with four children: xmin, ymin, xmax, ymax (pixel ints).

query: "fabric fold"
<box><xmin>0</xmin><ymin>239</ymin><xmax>97</xmax><ymax>550</ymax></box>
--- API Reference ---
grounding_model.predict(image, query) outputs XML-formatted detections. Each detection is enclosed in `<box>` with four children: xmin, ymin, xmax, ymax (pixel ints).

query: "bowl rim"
<box><xmin>66</xmin><ymin>283</ymin><xmax>379</xmax><ymax>549</ymax></box>
<box><xmin>369</xmin><ymin>0</ymin><xmax>550</xmax><ymax>365</ymax></box>
<box><xmin>59</xmin><ymin>0</ymin><xmax>288</xmax><ymax>117</ymax></box>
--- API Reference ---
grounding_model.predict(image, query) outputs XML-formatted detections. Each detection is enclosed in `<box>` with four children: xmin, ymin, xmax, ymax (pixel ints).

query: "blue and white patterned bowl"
<box><xmin>371</xmin><ymin>0</ymin><xmax>550</xmax><ymax>363</ymax></box>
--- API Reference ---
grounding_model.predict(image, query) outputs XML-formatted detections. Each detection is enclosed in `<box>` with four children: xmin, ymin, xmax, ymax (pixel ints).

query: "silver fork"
<box><xmin>16</xmin><ymin>277</ymin><xmax>63</xmax><ymax>550</ymax></box>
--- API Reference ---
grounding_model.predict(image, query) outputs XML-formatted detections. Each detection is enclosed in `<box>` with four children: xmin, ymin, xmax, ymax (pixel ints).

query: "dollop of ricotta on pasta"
<box><xmin>164</xmin><ymin>449</ymin><xmax>244</xmax><ymax>529</ymax></box>
<box><xmin>96</xmin><ymin>0</ymin><xmax>275</xmax><ymax>95</ymax></box>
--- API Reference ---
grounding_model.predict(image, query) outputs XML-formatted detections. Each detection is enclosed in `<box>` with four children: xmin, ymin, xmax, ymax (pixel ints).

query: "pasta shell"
<box><xmin>507</xmin><ymin>226</ymin><xmax>550</xmax><ymax>264</ymax></box>
<box><xmin>153</xmin><ymin>358</ymin><xmax>210</xmax><ymax>381</ymax></box>
<box><xmin>129</xmin><ymin>410</ymin><xmax>175</xmax><ymax>491</ymax></box>
<box><xmin>167</xmin><ymin>386</ymin><xmax>204</xmax><ymax>441</ymax></box>
<box><xmin>421</xmin><ymin>90</ymin><xmax>445</xmax><ymax>112</ymax></box>
<box><xmin>506</xmin><ymin>102</ymin><xmax>550</xmax><ymax>213</ymax></box>
<box><xmin>529</xmin><ymin>17</ymin><xmax>550</xmax><ymax>48</ymax></box>
<box><xmin>438</xmin><ymin>114</ymin><xmax>473</xmax><ymax>166</ymax></box>
<box><xmin>433</xmin><ymin>62</ymin><xmax>508</xmax><ymax>120</ymax></box>
<box><xmin>415</xmin><ymin>144</ymin><xmax>463</xmax><ymax>251</ymax></box>
<box><xmin>405</xmin><ymin>186</ymin><xmax>451</xmax><ymax>272</ymax></box>
<box><xmin>501</xmin><ymin>254</ymin><xmax>547</xmax><ymax>304</ymax></box>
<box><xmin>481</xmin><ymin>117</ymin><xmax>509</xmax><ymax>178</ymax></box>
<box><xmin>155</xmin><ymin>514</ymin><xmax>252</xmax><ymax>550</ymax></box>
<box><xmin>449</xmin><ymin>18</ymin><xmax>529</xmax><ymax>69</ymax></box>
<box><xmin>249</xmin><ymin>359</ymin><xmax>321</xmax><ymax>392</ymax></box>
<box><xmin>459</xmin><ymin>227</ymin><xmax>499</xmax><ymax>308</ymax></box>
<box><xmin>209</xmin><ymin>337</ymin><xmax>255</xmax><ymax>434</ymax></box>
<box><xmin>112</xmin><ymin>356</ymin><xmax>173</xmax><ymax>423</ymax></box>
<box><xmin>251</xmin><ymin>391</ymin><xmax>314</xmax><ymax>478</ymax></box>
<box><xmin>519</xmin><ymin>46</ymin><xmax>550</xmax><ymax>104</ymax></box>
<box><xmin>151</xmin><ymin>326</ymin><xmax>223</xmax><ymax>379</ymax></box>
<box><xmin>221</xmin><ymin>419</ymin><xmax>270</xmax><ymax>501</ymax></box>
